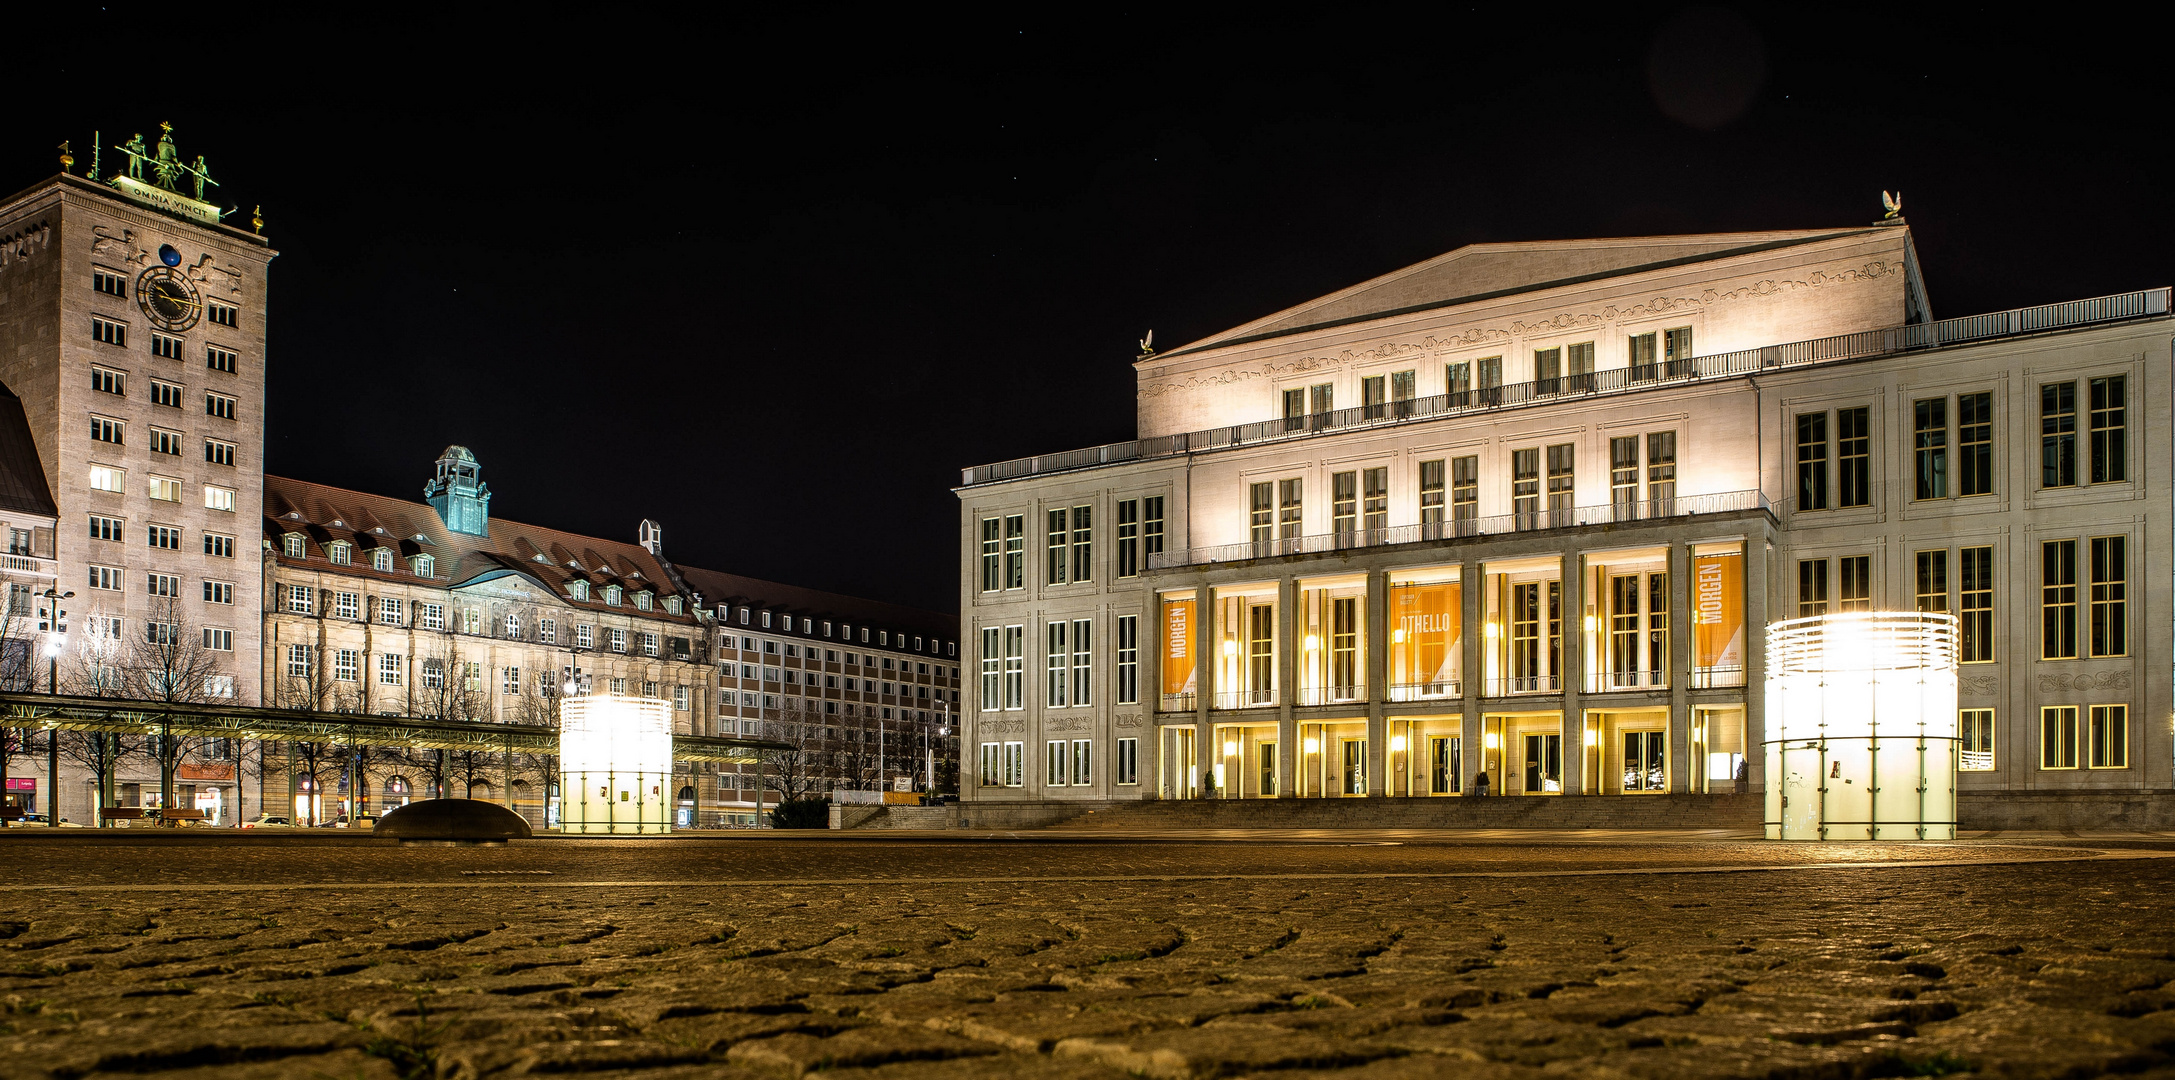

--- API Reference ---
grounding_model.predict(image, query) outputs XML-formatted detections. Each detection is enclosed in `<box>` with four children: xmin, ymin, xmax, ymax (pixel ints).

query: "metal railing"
<box><xmin>1688</xmin><ymin>666</ymin><xmax>1747</xmax><ymax>690</ymax></box>
<box><xmin>1388</xmin><ymin>680</ymin><xmax>1462</xmax><ymax>702</ymax></box>
<box><xmin>1294</xmin><ymin>685</ymin><xmax>1367</xmax><ymax>707</ymax></box>
<box><xmin>1212</xmin><ymin>689</ymin><xmax>1277</xmax><ymax>709</ymax></box>
<box><xmin>1151</xmin><ymin>489</ymin><xmax>1765</xmax><ymax>569</ymax></box>
<box><xmin>1158</xmin><ymin>692</ymin><xmax>1196</xmax><ymax>713</ymax></box>
<box><xmin>1484</xmin><ymin>675</ymin><xmax>1561</xmax><ymax>696</ymax></box>
<box><xmin>1588</xmin><ymin>671</ymin><xmax>1668</xmax><ymax>693</ymax></box>
<box><xmin>963</xmin><ymin>289</ymin><xmax>2169</xmax><ymax>487</ymax></box>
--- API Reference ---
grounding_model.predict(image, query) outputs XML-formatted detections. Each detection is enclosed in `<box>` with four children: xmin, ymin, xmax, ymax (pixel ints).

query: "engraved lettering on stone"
<box><xmin>1114</xmin><ymin>713</ymin><xmax>1144</xmax><ymax>728</ymax></box>
<box><xmin>1045</xmin><ymin>716</ymin><xmax>1089</xmax><ymax>733</ymax></box>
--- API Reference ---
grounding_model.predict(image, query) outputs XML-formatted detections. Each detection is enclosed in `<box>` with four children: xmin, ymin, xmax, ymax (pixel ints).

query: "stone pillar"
<box><xmin>1669</xmin><ymin>542</ymin><xmax>1693</xmax><ymax>793</ymax></box>
<box><xmin>1560</xmin><ymin>553</ymin><xmax>1585</xmax><ymax>794</ymax></box>
<box><xmin>1277</xmin><ymin>576</ymin><xmax>1299</xmax><ymax>799</ymax></box>
<box><xmin>1195</xmin><ymin>584</ymin><xmax>1215</xmax><ymax>799</ymax></box>
<box><xmin>1462</xmin><ymin>559</ymin><xmax>1485</xmax><ymax>792</ymax></box>
<box><xmin>1744</xmin><ymin>534</ymin><xmax>1770</xmax><ymax>791</ymax></box>
<box><xmin>1366</xmin><ymin>568</ymin><xmax>1389</xmax><ymax>796</ymax></box>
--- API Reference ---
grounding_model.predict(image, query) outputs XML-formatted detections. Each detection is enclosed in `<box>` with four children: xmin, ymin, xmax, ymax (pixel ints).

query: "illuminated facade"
<box><xmin>957</xmin><ymin>221</ymin><xmax>2172</xmax><ymax>816</ymax></box>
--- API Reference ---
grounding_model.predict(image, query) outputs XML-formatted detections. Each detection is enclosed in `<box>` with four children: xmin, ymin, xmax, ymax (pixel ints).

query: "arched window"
<box><xmin>604</xmin><ymin>585</ymin><xmax>622</xmax><ymax>607</ymax></box>
<box><xmin>327</xmin><ymin>541</ymin><xmax>352</xmax><ymax>565</ymax></box>
<box><xmin>283</xmin><ymin>533</ymin><xmax>306</xmax><ymax>558</ymax></box>
<box><xmin>371</xmin><ymin>547</ymin><xmax>393</xmax><ymax>572</ymax></box>
<box><xmin>570</xmin><ymin>580</ymin><xmax>590</xmax><ymax>602</ymax></box>
<box><xmin>634</xmin><ymin>591</ymin><xmax>652</xmax><ymax>611</ymax></box>
<box><xmin>413</xmin><ymin>554</ymin><xmax>435</xmax><ymax>578</ymax></box>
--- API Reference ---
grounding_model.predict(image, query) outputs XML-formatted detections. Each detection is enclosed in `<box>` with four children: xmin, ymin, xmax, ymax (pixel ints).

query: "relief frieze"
<box><xmin>1137</xmin><ymin>260</ymin><xmax>1905</xmax><ymax>399</ymax></box>
<box><xmin>1958</xmin><ymin>674</ymin><xmax>1999</xmax><ymax>696</ymax></box>
<box><xmin>1114</xmin><ymin>713</ymin><xmax>1144</xmax><ymax>729</ymax></box>
<box><xmin>2038</xmin><ymin>670</ymin><xmax>2131</xmax><ymax>693</ymax></box>
<box><xmin>1044</xmin><ymin>716</ymin><xmax>1090</xmax><ymax>733</ymax></box>
<box><xmin>979</xmin><ymin>718</ymin><xmax>1027</xmax><ymax>735</ymax></box>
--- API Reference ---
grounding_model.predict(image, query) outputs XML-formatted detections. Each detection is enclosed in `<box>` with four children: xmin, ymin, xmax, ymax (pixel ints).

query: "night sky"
<box><xmin>11</xmin><ymin>9</ymin><xmax>2167</xmax><ymax>614</ymax></box>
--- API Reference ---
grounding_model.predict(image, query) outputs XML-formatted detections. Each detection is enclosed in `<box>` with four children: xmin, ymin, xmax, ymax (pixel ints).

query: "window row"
<box><xmin>980</xmin><ymin>497</ymin><xmax>1167</xmax><ymax>593</ymax></box>
<box><xmin>1793</xmin><ymin>376</ymin><xmax>2127</xmax><ymax>510</ymax></box>
<box><xmin>722</xmin><ymin>607</ymin><xmax>944</xmax><ymax>655</ymax></box>
<box><xmin>86</xmin><ymin>465</ymin><xmax>236</xmax><ymax>510</ymax></box>
<box><xmin>83</xmin><ymin>414</ymin><xmax>236</xmax><ymax>466</ymax></box>
<box><xmin>88</xmin><ymin>268</ymin><xmax>241</xmax><ymax>328</ymax></box>
<box><xmin>979</xmin><ymin>614</ymin><xmax>1144</xmax><ymax>710</ymax></box>
<box><xmin>279</xmin><ymin>532</ymin><xmax>435</xmax><ymax>577</ymax></box>
<box><xmin>1958</xmin><ymin>706</ymin><xmax>2130</xmax><ymax>771</ymax></box>
<box><xmin>85</xmin><ymin>342</ymin><xmax>243</xmax><ymax>387</ymax></box>
<box><xmin>978</xmin><ymin>736</ymin><xmax>1142</xmax><ymax>788</ymax></box>
<box><xmin>1278</xmin><ymin>328</ymin><xmax>1691</xmax><ymax>423</ymax></box>
<box><xmin>1796</xmin><ymin>536</ymin><xmax>2125</xmax><ymax>662</ymax></box>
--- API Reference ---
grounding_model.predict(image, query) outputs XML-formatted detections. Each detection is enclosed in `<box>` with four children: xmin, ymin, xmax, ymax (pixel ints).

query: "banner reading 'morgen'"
<box><xmin>1693</xmin><ymin>551</ymin><xmax>1744</xmax><ymax>671</ymax></box>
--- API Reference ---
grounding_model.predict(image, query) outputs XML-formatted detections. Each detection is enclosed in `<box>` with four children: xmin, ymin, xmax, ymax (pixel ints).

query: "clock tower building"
<box><xmin>0</xmin><ymin>138</ymin><xmax>275</xmax><ymax>702</ymax></box>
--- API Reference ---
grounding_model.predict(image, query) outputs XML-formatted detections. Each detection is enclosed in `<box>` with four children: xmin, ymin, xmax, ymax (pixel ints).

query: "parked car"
<box><xmin>243</xmin><ymin>814</ymin><xmax>294</xmax><ymax>829</ymax></box>
<box><xmin>9</xmin><ymin>813</ymin><xmax>82</xmax><ymax>827</ymax></box>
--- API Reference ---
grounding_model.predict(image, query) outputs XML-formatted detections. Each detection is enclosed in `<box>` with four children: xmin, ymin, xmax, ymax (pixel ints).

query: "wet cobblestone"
<box><xmin>1</xmin><ymin>837</ymin><xmax>2170</xmax><ymax>1078</ymax></box>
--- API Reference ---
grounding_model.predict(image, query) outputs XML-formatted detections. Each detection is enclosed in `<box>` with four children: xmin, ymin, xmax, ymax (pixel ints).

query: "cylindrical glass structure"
<box><xmin>560</xmin><ymin>695</ymin><xmax>674</xmax><ymax>835</ymax></box>
<box><xmin>1764</xmin><ymin>612</ymin><xmax>1958</xmax><ymax>840</ymax></box>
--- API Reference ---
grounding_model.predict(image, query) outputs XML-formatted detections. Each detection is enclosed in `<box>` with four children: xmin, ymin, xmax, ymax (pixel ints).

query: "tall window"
<box><xmin>980</xmin><ymin>518</ymin><xmax>1002</xmax><ymax>592</ymax></box>
<box><xmin>1071</xmin><ymin>505</ymin><xmax>1092</xmax><ymax>582</ymax></box>
<box><xmin>1046</xmin><ymin>508</ymin><xmax>1069</xmax><ymax>585</ymax></box>
<box><xmin>1797</xmin><ymin>560</ymin><xmax>1829</xmax><ymax>617</ymax></box>
<box><xmin>1837</xmin><ymin>407</ymin><xmax>1870</xmax><ymax>508</ymax></box>
<box><xmin>1115</xmin><ymin>737</ymin><xmax>1139</xmax><ymax>786</ymax></box>
<box><xmin>1142</xmin><ymin>497</ymin><xmax>1163</xmax><ymax>568</ymax></box>
<box><xmin>1117</xmin><ymin>501</ymin><xmax>1140</xmax><ymax>578</ymax></box>
<box><xmin>1567</xmin><ymin>341</ymin><xmax>1595</xmax><ymax>391</ymax></box>
<box><xmin>1331</xmin><ymin>597</ymin><xmax>1358</xmax><ymax>698</ymax></box>
<box><xmin>1534</xmin><ymin>347</ymin><xmax>1561</xmax><ymax>393</ymax></box>
<box><xmin>1045</xmin><ymin>621</ymin><xmax>1068</xmax><ymax>707</ymax></box>
<box><xmin>1545</xmin><ymin>444</ymin><xmax>1574</xmax><ymax>525</ymax></box>
<box><xmin>1003</xmin><ymin>515</ymin><xmax>1024</xmax><ymax>590</ymax></box>
<box><xmin>1309</xmin><ymin>383</ymin><xmax>1333</xmax><ymax>419</ymax></box>
<box><xmin>1835</xmin><ymin>551</ymin><xmax>1870</xmax><ymax>608</ymax></box>
<box><xmin>2089</xmin><ymin>375</ymin><xmax>2126</xmax><ymax>483</ymax></box>
<box><xmin>1959</xmin><ymin>710</ymin><xmax>1995</xmax><ymax>770</ymax></box>
<box><xmin>2089</xmin><ymin>535</ymin><xmax>2126</xmax><ymax>657</ymax></box>
<box><xmin>1913</xmin><ymin>398</ymin><xmax>1947</xmax><ymax>500</ymax></box>
<box><xmin>979</xmin><ymin>627</ymin><xmax>1000</xmax><ymax>710</ymax></box>
<box><xmin>2090</xmin><ymin>705</ymin><xmax>2127</xmax><ymax>769</ymax></box>
<box><xmin>1451</xmin><ymin>456</ymin><xmax>1478</xmax><ymax>525</ymax></box>
<box><xmin>1002</xmin><ymin>626</ymin><xmax>1024</xmax><ymax>709</ymax></box>
<box><xmin>1331</xmin><ymin>471</ymin><xmax>1357</xmax><ymax>540</ymax></box>
<box><xmin>1959</xmin><ymin>546</ymin><xmax>1993</xmax><ymax>663</ymax></box>
<box><xmin>1628</xmin><ymin>332</ymin><xmax>1657</xmax><ymax>381</ymax></box>
<box><xmin>1419</xmin><ymin>459</ymin><xmax>1446</xmax><ymax>532</ymax></box>
<box><xmin>1512</xmin><ymin>448</ymin><xmax>1540</xmax><ymax>529</ymax></box>
<box><xmin>1958</xmin><ymin>392</ymin><xmax>1992</xmax><ymax>497</ymax></box>
<box><xmin>1249</xmin><ymin>482</ymin><xmax>1273</xmax><ymax>545</ymax></box>
<box><xmin>1663</xmin><ymin>327</ymin><xmax>1693</xmax><ymax>375</ymax></box>
<box><xmin>1114</xmin><ymin>614</ymin><xmax>1139</xmax><ymax>704</ymax></box>
<box><xmin>2041</xmin><ymin>706</ymin><xmax>2078</xmax><ymax>770</ymax></box>
<box><xmin>1390</xmin><ymin>369</ymin><xmax>1416</xmax><ymax>415</ymax></box>
<box><xmin>1247</xmin><ymin>603</ymin><xmax>1274</xmax><ymax>704</ymax></box>
<box><xmin>1647</xmin><ymin>432</ymin><xmax>1676</xmax><ymax>513</ymax></box>
<box><xmin>1795</xmin><ymin>413</ymin><xmax>1827</xmax><ymax>510</ymax></box>
<box><xmin>1282</xmin><ymin>387</ymin><xmax>1305</xmax><ymax>431</ymax></box>
<box><xmin>1610</xmin><ymin>437</ymin><xmax>1639</xmax><ymax>518</ymax></box>
<box><xmin>1445</xmin><ymin>361</ymin><xmax>1471</xmax><ymax>403</ymax></box>
<box><xmin>2041</xmin><ymin>540</ymin><xmax>2077</xmax><ymax>660</ymax></box>
<box><xmin>1914</xmin><ymin>550</ymin><xmax>1948</xmax><ymax>613</ymax></box>
<box><xmin>1362</xmin><ymin>373</ymin><xmax>1387</xmax><ymax>418</ymax></box>
<box><xmin>1362</xmin><ymin>467</ymin><xmax>1388</xmax><ymax>537</ymax></box>
<box><xmin>1475</xmin><ymin>357</ymin><xmax>1501</xmax><ymax>402</ymax></box>
<box><xmin>2041</xmin><ymin>383</ymin><xmax>2076</xmax><ymax>487</ymax></box>
<box><xmin>1071</xmin><ymin>619</ymin><xmax>1092</xmax><ymax>706</ymax></box>
<box><xmin>1277</xmin><ymin>479</ymin><xmax>1302</xmax><ymax>540</ymax></box>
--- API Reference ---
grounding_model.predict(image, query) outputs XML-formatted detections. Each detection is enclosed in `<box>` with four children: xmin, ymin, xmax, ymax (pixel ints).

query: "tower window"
<box><xmin>206</xmin><ymin>345</ymin><xmax>237</xmax><ymax>374</ymax></box>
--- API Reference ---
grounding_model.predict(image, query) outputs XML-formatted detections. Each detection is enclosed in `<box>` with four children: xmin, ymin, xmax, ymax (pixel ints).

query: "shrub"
<box><xmin>769</xmin><ymin>798</ymin><xmax>829</xmax><ymax>829</ymax></box>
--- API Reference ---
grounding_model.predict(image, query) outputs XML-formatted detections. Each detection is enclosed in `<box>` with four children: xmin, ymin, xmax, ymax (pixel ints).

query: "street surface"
<box><xmin>3</xmin><ymin>831</ymin><xmax>2173</xmax><ymax>1078</ymax></box>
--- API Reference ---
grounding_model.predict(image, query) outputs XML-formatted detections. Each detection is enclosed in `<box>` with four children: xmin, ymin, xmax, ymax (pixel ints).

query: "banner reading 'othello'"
<box><xmin>1390</xmin><ymin>582</ymin><xmax>1460</xmax><ymax>693</ymax></box>
<box><xmin>1692</xmin><ymin>552</ymin><xmax>1744</xmax><ymax>670</ymax></box>
<box><xmin>1162</xmin><ymin>597</ymin><xmax>1197</xmax><ymax>696</ymax></box>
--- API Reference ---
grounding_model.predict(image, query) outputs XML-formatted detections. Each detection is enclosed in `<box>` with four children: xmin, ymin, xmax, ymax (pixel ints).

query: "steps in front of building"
<box><xmin>1038</xmin><ymin>794</ymin><xmax>1762</xmax><ymax>831</ymax></box>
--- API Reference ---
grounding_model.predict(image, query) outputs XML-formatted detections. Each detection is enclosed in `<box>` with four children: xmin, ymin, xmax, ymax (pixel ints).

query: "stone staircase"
<box><xmin>1043</xmin><ymin>793</ymin><xmax>1763</xmax><ymax>831</ymax></box>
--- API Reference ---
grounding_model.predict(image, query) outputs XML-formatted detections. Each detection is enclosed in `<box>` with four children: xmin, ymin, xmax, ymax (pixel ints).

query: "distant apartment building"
<box><xmin>957</xmin><ymin>221</ymin><xmax>2170</xmax><ymax>816</ymax></box>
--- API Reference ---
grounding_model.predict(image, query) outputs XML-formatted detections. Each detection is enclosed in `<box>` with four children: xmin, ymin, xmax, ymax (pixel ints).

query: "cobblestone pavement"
<box><xmin>4</xmin><ymin>836</ymin><xmax>2174</xmax><ymax>1079</ymax></box>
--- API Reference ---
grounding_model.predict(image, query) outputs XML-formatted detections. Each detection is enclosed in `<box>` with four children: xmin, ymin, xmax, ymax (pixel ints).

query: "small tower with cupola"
<box><xmin>424</xmin><ymin>444</ymin><xmax>492</xmax><ymax>536</ymax></box>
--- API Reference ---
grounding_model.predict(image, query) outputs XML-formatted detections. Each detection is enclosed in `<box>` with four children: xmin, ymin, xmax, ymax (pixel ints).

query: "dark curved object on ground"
<box><xmin>373</xmin><ymin>799</ymin><xmax>532</xmax><ymax>845</ymax></box>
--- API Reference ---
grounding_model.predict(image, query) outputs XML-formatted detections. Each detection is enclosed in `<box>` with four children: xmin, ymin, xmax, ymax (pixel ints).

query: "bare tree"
<box><xmin>57</xmin><ymin>729</ymin><xmax>136</xmax><ymax>827</ymax></box>
<box><xmin>126</xmin><ymin>597</ymin><xmax>226</xmax><ymax>816</ymax></box>
<box><xmin>415</xmin><ymin>631</ymin><xmax>490</xmax><ymax>724</ymax></box>
<box><xmin>755</xmin><ymin>709</ymin><xmax>825</xmax><ymax>803</ymax></box>
<box><xmin>834</xmin><ymin>712</ymin><xmax>880</xmax><ymax>791</ymax></box>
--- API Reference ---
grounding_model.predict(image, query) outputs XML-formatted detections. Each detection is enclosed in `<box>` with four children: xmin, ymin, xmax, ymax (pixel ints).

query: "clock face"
<box><xmin>136</xmin><ymin>267</ymin><xmax>201</xmax><ymax>332</ymax></box>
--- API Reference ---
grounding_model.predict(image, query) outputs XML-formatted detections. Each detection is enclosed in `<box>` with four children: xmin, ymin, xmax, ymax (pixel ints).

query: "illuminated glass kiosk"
<box><xmin>1765</xmin><ymin>612</ymin><xmax>1958</xmax><ymax>841</ymax></box>
<box><xmin>560</xmin><ymin>695</ymin><xmax>674</xmax><ymax>834</ymax></box>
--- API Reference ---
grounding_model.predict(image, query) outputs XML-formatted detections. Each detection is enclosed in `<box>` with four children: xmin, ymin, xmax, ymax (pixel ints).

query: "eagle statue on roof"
<box><xmin>1881</xmin><ymin>191</ymin><xmax>1903</xmax><ymax>220</ymax></box>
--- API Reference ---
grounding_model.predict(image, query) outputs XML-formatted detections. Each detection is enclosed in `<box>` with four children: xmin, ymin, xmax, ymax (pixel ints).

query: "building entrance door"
<box><xmin>1429</xmin><ymin>736</ymin><xmax>1462</xmax><ymax>795</ymax></box>
<box><xmin>1623</xmin><ymin>730</ymin><xmax>1666</xmax><ymax>791</ymax></box>
<box><xmin>1258</xmin><ymin>743</ymin><xmax>1278</xmax><ymax>797</ymax></box>
<box><xmin>1160</xmin><ymin>727</ymin><xmax>1196</xmax><ymax>799</ymax></box>
<box><xmin>1523</xmin><ymin>733</ymin><xmax>1563</xmax><ymax>793</ymax></box>
<box><xmin>1340</xmin><ymin>738</ymin><xmax>1367</xmax><ymax>795</ymax></box>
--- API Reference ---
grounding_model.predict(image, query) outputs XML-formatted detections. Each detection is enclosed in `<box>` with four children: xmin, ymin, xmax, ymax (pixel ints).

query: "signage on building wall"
<box><xmin>1692</xmin><ymin>552</ymin><xmax>1744</xmax><ymax>669</ymax></box>
<box><xmin>110</xmin><ymin>175</ymin><xmax>223</xmax><ymax>226</ymax></box>
<box><xmin>179</xmin><ymin>763</ymin><xmax>235</xmax><ymax>781</ymax></box>
<box><xmin>1161</xmin><ymin>598</ymin><xmax>1197</xmax><ymax>695</ymax></box>
<box><xmin>4</xmin><ymin>778</ymin><xmax>35</xmax><ymax>792</ymax></box>
<box><xmin>1390</xmin><ymin>581</ymin><xmax>1461</xmax><ymax>690</ymax></box>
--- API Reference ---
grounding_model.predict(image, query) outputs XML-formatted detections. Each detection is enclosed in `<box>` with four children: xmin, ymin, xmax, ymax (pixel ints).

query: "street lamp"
<box><xmin>38</xmin><ymin>588</ymin><xmax>72</xmax><ymax>695</ymax></box>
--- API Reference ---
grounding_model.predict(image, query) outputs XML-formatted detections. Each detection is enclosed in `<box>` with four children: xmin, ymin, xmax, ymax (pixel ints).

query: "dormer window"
<box><xmin>605</xmin><ymin>585</ymin><xmax>623</xmax><ymax>606</ymax></box>
<box><xmin>739</xmin><ymin>607</ymin><xmax>750</xmax><ymax>625</ymax></box>
<box><xmin>634</xmin><ymin>591</ymin><xmax>652</xmax><ymax>612</ymax></box>
<box><xmin>371</xmin><ymin>547</ymin><xmax>393</xmax><ymax>572</ymax></box>
<box><xmin>412</xmin><ymin>554</ymin><xmax>435</xmax><ymax>578</ymax></box>
<box><xmin>761</xmin><ymin>611</ymin><xmax>772</xmax><ymax>628</ymax></box>
<box><xmin>327</xmin><ymin>541</ymin><xmax>352</xmax><ymax>566</ymax></box>
<box><xmin>664</xmin><ymin>596</ymin><xmax>682</xmax><ymax>615</ymax></box>
<box><xmin>283</xmin><ymin>533</ymin><xmax>305</xmax><ymax>558</ymax></box>
<box><xmin>570</xmin><ymin>580</ymin><xmax>590</xmax><ymax>602</ymax></box>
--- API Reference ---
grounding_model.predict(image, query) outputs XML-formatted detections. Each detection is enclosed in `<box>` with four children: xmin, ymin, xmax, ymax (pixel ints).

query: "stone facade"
<box><xmin>957</xmin><ymin>221</ymin><xmax>2173</xmax><ymax>825</ymax></box>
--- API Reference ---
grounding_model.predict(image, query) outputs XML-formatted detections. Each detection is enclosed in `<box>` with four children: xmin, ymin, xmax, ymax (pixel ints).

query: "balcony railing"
<box><xmin>2</xmin><ymin>554</ymin><xmax>55</xmax><ymax>575</ymax></box>
<box><xmin>1159</xmin><ymin>692</ymin><xmax>1196</xmax><ymax>713</ymax></box>
<box><xmin>1484</xmin><ymin>675</ymin><xmax>1561</xmax><ymax>696</ymax></box>
<box><xmin>1150</xmin><ymin>490</ymin><xmax>1765</xmax><ymax>570</ymax></box>
<box><xmin>962</xmin><ymin>289</ymin><xmax>2170</xmax><ymax>487</ymax></box>
<box><xmin>1295</xmin><ymin>685</ymin><xmax>1367</xmax><ymax>707</ymax></box>
<box><xmin>1688</xmin><ymin>666</ymin><xmax>1747</xmax><ymax>690</ymax></box>
<box><xmin>1213</xmin><ymin>689</ymin><xmax>1277</xmax><ymax>709</ymax></box>
<box><xmin>1388</xmin><ymin>680</ymin><xmax>1462</xmax><ymax>702</ymax></box>
<box><xmin>1588</xmin><ymin>670</ymin><xmax>1667</xmax><ymax>694</ymax></box>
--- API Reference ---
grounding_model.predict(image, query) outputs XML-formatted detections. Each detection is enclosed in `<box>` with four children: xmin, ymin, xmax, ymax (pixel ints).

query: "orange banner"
<box><xmin>1390</xmin><ymin>582</ymin><xmax>1460</xmax><ymax>693</ymax></box>
<box><xmin>1692</xmin><ymin>552</ymin><xmax>1744</xmax><ymax>669</ymax></box>
<box><xmin>1161</xmin><ymin>597</ymin><xmax>1197</xmax><ymax>696</ymax></box>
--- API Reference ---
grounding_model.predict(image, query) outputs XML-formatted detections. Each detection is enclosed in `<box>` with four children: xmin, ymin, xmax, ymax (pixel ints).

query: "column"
<box><xmin>1560</xmin><ymin>553</ymin><xmax>1585</xmax><ymax>794</ymax></box>
<box><xmin>1277</xmin><ymin>576</ymin><xmax>1299</xmax><ymax>798</ymax></box>
<box><xmin>1194</xmin><ymin>584</ymin><xmax>1214</xmax><ymax>798</ymax></box>
<box><xmin>1461</xmin><ymin>558</ymin><xmax>1485</xmax><ymax>791</ymax></box>
<box><xmin>1668</xmin><ymin>542</ymin><xmax>1692</xmax><ymax>793</ymax></box>
<box><xmin>1744</xmin><ymin>534</ymin><xmax>1770</xmax><ymax>792</ymax></box>
<box><xmin>1365</xmin><ymin>567</ymin><xmax>1389</xmax><ymax>796</ymax></box>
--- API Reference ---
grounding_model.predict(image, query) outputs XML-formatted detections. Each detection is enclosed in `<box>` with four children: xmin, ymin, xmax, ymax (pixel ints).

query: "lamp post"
<box><xmin>39</xmin><ymin>588</ymin><xmax>71</xmax><ymax>829</ymax></box>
